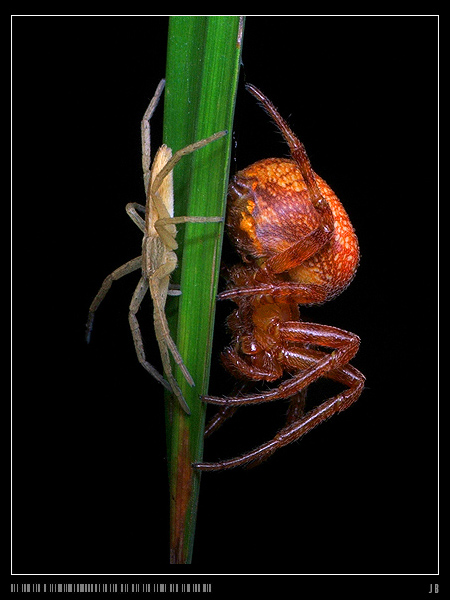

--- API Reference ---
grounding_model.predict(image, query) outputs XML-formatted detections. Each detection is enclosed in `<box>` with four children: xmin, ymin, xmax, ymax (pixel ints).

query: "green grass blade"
<box><xmin>163</xmin><ymin>16</ymin><xmax>244</xmax><ymax>564</ymax></box>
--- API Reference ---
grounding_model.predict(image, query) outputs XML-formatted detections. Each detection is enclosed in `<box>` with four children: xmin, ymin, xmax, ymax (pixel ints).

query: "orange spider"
<box><xmin>194</xmin><ymin>84</ymin><xmax>365</xmax><ymax>471</ymax></box>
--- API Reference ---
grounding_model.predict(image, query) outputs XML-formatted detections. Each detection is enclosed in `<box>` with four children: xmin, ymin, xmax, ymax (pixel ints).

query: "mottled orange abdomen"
<box><xmin>227</xmin><ymin>157</ymin><xmax>359</xmax><ymax>301</ymax></box>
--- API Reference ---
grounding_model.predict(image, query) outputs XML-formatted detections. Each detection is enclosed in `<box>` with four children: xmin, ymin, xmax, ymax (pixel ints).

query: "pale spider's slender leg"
<box><xmin>153</xmin><ymin>332</ymin><xmax>190</xmax><ymax>414</ymax></box>
<box><xmin>126</xmin><ymin>202</ymin><xmax>146</xmax><ymax>233</ymax></box>
<box><xmin>86</xmin><ymin>256</ymin><xmax>142</xmax><ymax>343</ymax></box>
<box><xmin>148</xmin><ymin>258</ymin><xmax>194</xmax><ymax>384</ymax></box>
<box><xmin>128</xmin><ymin>276</ymin><xmax>172</xmax><ymax>392</ymax></box>
<box><xmin>150</xmin><ymin>131</ymin><xmax>227</xmax><ymax>218</ymax></box>
<box><xmin>154</xmin><ymin>214</ymin><xmax>223</xmax><ymax>251</ymax></box>
<box><xmin>141</xmin><ymin>79</ymin><xmax>165</xmax><ymax>195</ymax></box>
<box><xmin>148</xmin><ymin>260</ymin><xmax>192</xmax><ymax>414</ymax></box>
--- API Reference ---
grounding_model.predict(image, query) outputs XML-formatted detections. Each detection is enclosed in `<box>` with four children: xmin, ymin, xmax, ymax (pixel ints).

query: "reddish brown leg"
<box><xmin>221</xmin><ymin>346</ymin><xmax>283</xmax><ymax>381</ymax></box>
<box><xmin>264</xmin><ymin>229</ymin><xmax>332</xmax><ymax>274</ymax></box>
<box><xmin>218</xmin><ymin>282</ymin><xmax>329</xmax><ymax>304</ymax></box>
<box><xmin>193</xmin><ymin>363</ymin><xmax>364</xmax><ymax>471</ymax></box>
<box><xmin>228</xmin><ymin>177</ymin><xmax>332</xmax><ymax>275</ymax></box>
<box><xmin>203</xmin><ymin>322</ymin><xmax>360</xmax><ymax>406</ymax></box>
<box><xmin>245</xmin><ymin>83</ymin><xmax>334</xmax><ymax>230</ymax></box>
<box><xmin>204</xmin><ymin>381</ymin><xmax>254</xmax><ymax>438</ymax></box>
<box><xmin>204</xmin><ymin>367</ymin><xmax>305</xmax><ymax>440</ymax></box>
<box><xmin>285</xmin><ymin>388</ymin><xmax>307</xmax><ymax>425</ymax></box>
<box><xmin>204</xmin><ymin>405</ymin><xmax>239</xmax><ymax>438</ymax></box>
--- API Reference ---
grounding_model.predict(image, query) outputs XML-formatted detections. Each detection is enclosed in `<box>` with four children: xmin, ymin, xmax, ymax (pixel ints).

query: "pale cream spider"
<box><xmin>86</xmin><ymin>79</ymin><xmax>226</xmax><ymax>413</ymax></box>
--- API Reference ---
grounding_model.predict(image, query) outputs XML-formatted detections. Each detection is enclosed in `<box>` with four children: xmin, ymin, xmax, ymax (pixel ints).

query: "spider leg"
<box><xmin>194</xmin><ymin>363</ymin><xmax>364</xmax><ymax>471</ymax></box>
<box><xmin>86</xmin><ymin>256</ymin><xmax>142</xmax><ymax>343</ymax></box>
<box><xmin>218</xmin><ymin>282</ymin><xmax>329</xmax><ymax>304</ymax></box>
<box><xmin>141</xmin><ymin>79</ymin><xmax>165</xmax><ymax>195</ymax></box>
<box><xmin>151</xmin><ymin>130</ymin><xmax>227</xmax><ymax>198</ymax></box>
<box><xmin>285</xmin><ymin>388</ymin><xmax>307</xmax><ymax>425</ymax></box>
<box><xmin>204</xmin><ymin>381</ymin><xmax>254</xmax><ymax>438</ymax></box>
<box><xmin>221</xmin><ymin>345</ymin><xmax>283</xmax><ymax>381</ymax></box>
<box><xmin>126</xmin><ymin>202</ymin><xmax>146</xmax><ymax>233</ymax></box>
<box><xmin>203</xmin><ymin>322</ymin><xmax>360</xmax><ymax>406</ymax></box>
<box><xmin>128</xmin><ymin>275</ymin><xmax>190</xmax><ymax>413</ymax></box>
<box><xmin>149</xmin><ymin>260</ymin><xmax>194</xmax><ymax>385</ymax></box>
<box><xmin>263</xmin><ymin>227</ymin><xmax>332</xmax><ymax>274</ymax></box>
<box><xmin>148</xmin><ymin>259</ymin><xmax>195</xmax><ymax>413</ymax></box>
<box><xmin>147</xmin><ymin>129</ymin><xmax>226</xmax><ymax>252</ymax></box>
<box><xmin>245</xmin><ymin>83</ymin><xmax>334</xmax><ymax>229</ymax></box>
<box><xmin>204</xmin><ymin>405</ymin><xmax>239</xmax><ymax>438</ymax></box>
<box><xmin>128</xmin><ymin>276</ymin><xmax>172</xmax><ymax>392</ymax></box>
<box><xmin>154</xmin><ymin>213</ymin><xmax>223</xmax><ymax>252</ymax></box>
<box><xmin>156</xmin><ymin>338</ymin><xmax>191</xmax><ymax>414</ymax></box>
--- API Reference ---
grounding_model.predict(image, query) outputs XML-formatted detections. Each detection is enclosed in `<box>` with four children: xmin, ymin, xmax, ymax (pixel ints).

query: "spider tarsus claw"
<box><xmin>176</xmin><ymin>396</ymin><xmax>191</xmax><ymax>415</ymax></box>
<box><xmin>181</xmin><ymin>370</ymin><xmax>195</xmax><ymax>387</ymax></box>
<box><xmin>184</xmin><ymin>375</ymin><xmax>195</xmax><ymax>388</ymax></box>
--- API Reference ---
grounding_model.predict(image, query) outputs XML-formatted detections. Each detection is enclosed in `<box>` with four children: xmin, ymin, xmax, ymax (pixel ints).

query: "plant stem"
<box><xmin>163</xmin><ymin>16</ymin><xmax>244</xmax><ymax>564</ymax></box>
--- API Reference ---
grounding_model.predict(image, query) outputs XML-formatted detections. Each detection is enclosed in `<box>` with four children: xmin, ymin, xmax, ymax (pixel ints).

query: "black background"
<box><xmin>12</xmin><ymin>15</ymin><xmax>438</xmax><ymax>583</ymax></box>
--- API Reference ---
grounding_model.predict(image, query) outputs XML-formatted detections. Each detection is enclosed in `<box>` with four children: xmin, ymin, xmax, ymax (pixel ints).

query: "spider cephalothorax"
<box><xmin>194</xmin><ymin>83</ymin><xmax>364</xmax><ymax>470</ymax></box>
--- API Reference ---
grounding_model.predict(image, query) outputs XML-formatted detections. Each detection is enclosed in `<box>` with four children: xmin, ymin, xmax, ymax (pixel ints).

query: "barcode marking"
<box><xmin>11</xmin><ymin>582</ymin><xmax>213</xmax><ymax>593</ymax></box>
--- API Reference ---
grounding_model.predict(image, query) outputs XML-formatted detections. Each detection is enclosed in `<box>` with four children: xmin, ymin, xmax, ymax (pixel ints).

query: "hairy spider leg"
<box><xmin>217</xmin><ymin>282</ymin><xmax>330</xmax><ymax>304</ymax></box>
<box><xmin>86</xmin><ymin>256</ymin><xmax>142</xmax><ymax>344</ymax></box>
<box><xmin>202</xmin><ymin>322</ymin><xmax>360</xmax><ymax>406</ymax></box>
<box><xmin>197</xmin><ymin>83</ymin><xmax>363</xmax><ymax>470</ymax></box>
<box><xmin>86</xmin><ymin>256</ymin><xmax>174</xmax><ymax>392</ymax></box>
<box><xmin>128</xmin><ymin>276</ymin><xmax>174</xmax><ymax>392</ymax></box>
<box><xmin>204</xmin><ymin>388</ymin><xmax>307</xmax><ymax>440</ymax></box>
<box><xmin>194</xmin><ymin>362</ymin><xmax>364</xmax><ymax>471</ymax></box>
<box><xmin>245</xmin><ymin>83</ymin><xmax>334</xmax><ymax>232</ymax></box>
<box><xmin>141</xmin><ymin>78</ymin><xmax>166</xmax><ymax>195</ymax></box>
<box><xmin>245</xmin><ymin>84</ymin><xmax>334</xmax><ymax>230</ymax></box>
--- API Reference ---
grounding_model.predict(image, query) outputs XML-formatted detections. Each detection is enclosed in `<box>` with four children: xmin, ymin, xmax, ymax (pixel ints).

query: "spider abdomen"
<box><xmin>227</xmin><ymin>158</ymin><xmax>320</xmax><ymax>260</ymax></box>
<box><xmin>228</xmin><ymin>157</ymin><xmax>359</xmax><ymax>301</ymax></box>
